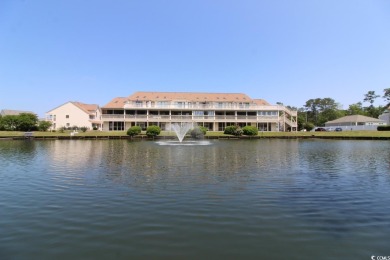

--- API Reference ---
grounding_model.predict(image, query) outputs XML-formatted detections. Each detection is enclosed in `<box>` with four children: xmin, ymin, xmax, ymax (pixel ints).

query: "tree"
<box><xmin>364</xmin><ymin>105</ymin><xmax>385</xmax><ymax>118</ymax></box>
<box><xmin>362</xmin><ymin>91</ymin><xmax>384</xmax><ymax>118</ymax></box>
<box><xmin>296</xmin><ymin>108</ymin><xmax>308</xmax><ymax>131</ymax></box>
<box><xmin>347</xmin><ymin>102</ymin><xmax>365</xmax><ymax>115</ymax></box>
<box><xmin>127</xmin><ymin>126</ymin><xmax>142</xmax><ymax>136</ymax></box>
<box><xmin>303</xmin><ymin>122</ymin><xmax>315</xmax><ymax>131</ymax></box>
<box><xmin>0</xmin><ymin>115</ymin><xmax>20</xmax><ymax>131</ymax></box>
<box><xmin>38</xmin><ymin>120</ymin><xmax>52</xmax><ymax>131</ymax></box>
<box><xmin>146</xmin><ymin>125</ymin><xmax>161</xmax><ymax>137</ymax></box>
<box><xmin>304</xmin><ymin>98</ymin><xmax>341</xmax><ymax>126</ymax></box>
<box><xmin>242</xmin><ymin>125</ymin><xmax>258</xmax><ymax>136</ymax></box>
<box><xmin>17</xmin><ymin>113</ymin><xmax>38</xmax><ymax>131</ymax></box>
<box><xmin>224</xmin><ymin>125</ymin><xmax>243</xmax><ymax>136</ymax></box>
<box><xmin>363</xmin><ymin>91</ymin><xmax>380</xmax><ymax>106</ymax></box>
<box><xmin>80</xmin><ymin>126</ymin><xmax>88</xmax><ymax>132</ymax></box>
<box><xmin>304</xmin><ymin>98</ymin><xmax>321</xmax><ymax>125</ymax></box>
<box><xmin>190</xmin><ymin>126</ymin><xmax>207</xmax><ymax>139</ymax></box>
<box><xmin>383</xmin><ymin>88</ymin><xmax>390</xmax><ymax>106</ymax></box>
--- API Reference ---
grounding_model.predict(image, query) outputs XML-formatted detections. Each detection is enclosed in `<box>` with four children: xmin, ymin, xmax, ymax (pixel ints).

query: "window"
<box><xmin>258</xmin><ymin>111</ymin><xmax>278</xmax><ymax>116</ymax></box>
<box><xmin>66</xmin><ymin>115</ymin><xmax>69</xmax><ymax>118</ymax></box>
<box><xmin>66</xmin><ymin>123</ymin><xmax>70</xmax><ymax>127</ymax></box>
<box><xmin>109</xmin><ymin>121</ymin><xmax>124</xmax><ymax>131</ymax></box>
<box><xmin>175</xmin><ymin>102</ymin><xmax>184</xmax><ymax>108</ymax></box>
<box><xmin>157</xmin><ymin>101</ymin><xmax>168</xmax><ymax>107</ymax></box>
<box><xmin>134</xmin><ymin>101</ymin><xmax>143</xmax><ymax>107</ymax></box>
<box><xmin>194</xmin><ymin>111</ymin><xmax>204</xmax><ymax>116</ymax></box>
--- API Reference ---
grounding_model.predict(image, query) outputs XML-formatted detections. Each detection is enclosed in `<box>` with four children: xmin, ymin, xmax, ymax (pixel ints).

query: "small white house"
<box><xmin>325</xmin><ymin>115</ymin><xmax>386</xmax><ymax>131</ymax></box>
<box><xmin>46</xmin><ymin>102</ymin><xmax>102</xmax><ymax>130</ymax></box>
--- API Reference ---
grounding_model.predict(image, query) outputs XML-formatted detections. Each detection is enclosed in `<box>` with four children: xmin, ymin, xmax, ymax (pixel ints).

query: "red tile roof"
<box><xmin>72</xmin><ymin>102</ymin><xmax>99</xmax><ymax>114</ymax></box>
<box><xmin>102</xmin><ymin>92</ymin><xmax>270</xmax><ymax>108</ymax></box>
<box><xmin>102</xmin><ymin>97</ymin><xmax>129</xmax><ymax>109</ymax></box>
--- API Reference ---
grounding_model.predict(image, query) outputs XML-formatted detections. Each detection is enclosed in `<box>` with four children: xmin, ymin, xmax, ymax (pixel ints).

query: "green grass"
<box><xmin>255</xmin><ymin>131</ymin><xmax>390</xmax><ymax>138</ymax></box>
<box><xmin>1</xmin><ymin>130</ymin><xmax>390</xmax><ymax>138</ymax></box>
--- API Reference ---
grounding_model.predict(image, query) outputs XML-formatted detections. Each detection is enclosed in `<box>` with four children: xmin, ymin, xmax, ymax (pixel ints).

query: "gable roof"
<box><xmin>326</xmin><ymin>115</ymin><xmax>385</xmax><ymax>124</ymax></box>
<box><xmin>71</xmin><ymin>102</ymin><xmax>99</xmax><ymax>115</ymax></box>
<box><xmin>46</xmin><ymin>101</ymin><xmax>99</xmax><ymax>114</ymax></box>
<box><xmin>0</xmin><ymin>109</ymin><xmax>35</xmax><ymax>116</ymax></box>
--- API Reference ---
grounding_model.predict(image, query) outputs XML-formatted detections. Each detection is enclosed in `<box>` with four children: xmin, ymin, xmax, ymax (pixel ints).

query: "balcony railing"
<box><xmin>121</xmin><ymin>103</ymin><xmax>298</xmax><ymax>117</ymax></box>
<box><xmin>102</xmin><ymin>114</ymin><xmax>281</xmax><ymax>122</ymax></box>
<box><xmin>124</xmin><ymin>103</ymin><xmax>281</xmax><ymax>110</ymax></box>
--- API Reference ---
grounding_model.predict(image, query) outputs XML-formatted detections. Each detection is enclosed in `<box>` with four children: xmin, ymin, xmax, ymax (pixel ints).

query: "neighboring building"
<box><xmin>1</xmin><ymin>109</ymin><xmax>35</xmax><ymax>116</ymax></box>
<box><xmin>325</xmin><ymin>115</ymin><xmax>386</xmax><ymax>131</ymax></box>
<box><xmin>379</xmin><ymin>106</ymin><xmax>390</xmax><ymax>125</ymax></box>
<box><xmin>101</xmin><ymin>91</ymin><xmax>297</xmax><ymax>132</ymax></box>
<box><xmin>46</xmin><ymin>102</ymin><xmax>102</xmax><ymax>130</ymax></box>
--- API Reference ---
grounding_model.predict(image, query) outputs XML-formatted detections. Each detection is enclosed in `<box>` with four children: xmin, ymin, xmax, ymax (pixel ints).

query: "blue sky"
<box><xmin>1</xmin><ymin>0</ymin><xmax>389</xmax><ymax>117</ymax></box>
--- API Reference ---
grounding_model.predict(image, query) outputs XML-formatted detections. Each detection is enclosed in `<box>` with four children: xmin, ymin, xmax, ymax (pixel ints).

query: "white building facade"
<box><xmin>46</xmin><ymin>102</ymin><xmax>102</xmax><ymax>130</ymax></box>
<box><xmin>325</xmin><ymin>115</ymin><xmax>386</xmax><ymax>131</ymax></box>
<box><xmin>379</xmin><ymin>107</ymin><xmax>390</xmax><ymax>125</ymax></box>
<box><xmin>101</xmin><ymin>92</ymin><xmax>297</xmax><ymax>132</ymax></box>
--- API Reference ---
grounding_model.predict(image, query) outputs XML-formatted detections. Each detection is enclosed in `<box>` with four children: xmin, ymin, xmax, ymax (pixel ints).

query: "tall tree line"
<box><xmin>0</xmin><ymin>113</ymin><xmax>52</xmax><ymax>131</ymax></box>
<box><xmin>298</xmin><ymin>88</ymin><xmax>390</xmax><ymax>131</ymax></box>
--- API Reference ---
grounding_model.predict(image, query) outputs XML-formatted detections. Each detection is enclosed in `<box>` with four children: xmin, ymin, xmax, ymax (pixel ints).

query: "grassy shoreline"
<box><xmin>1</xmin><ymin>130</ymin><xmax>390</xmax><ymax>139</ymax></box>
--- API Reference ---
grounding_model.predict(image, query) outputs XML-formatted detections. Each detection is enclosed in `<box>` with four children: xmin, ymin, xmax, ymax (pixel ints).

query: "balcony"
<box><xmin>102</xmin><ymin>114</ymin><xmax>282</xmax><ymax>123</ymax></box>
<box><xmin>123</xmin><ymin>102</ymin><xmax>283</xmax><ymax>111</ymax></box>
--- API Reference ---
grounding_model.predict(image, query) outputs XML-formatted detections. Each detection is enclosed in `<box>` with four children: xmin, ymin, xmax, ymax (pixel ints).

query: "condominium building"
<box><xmin>101</xmin><ymin>92</ymin><xmax>297</xmax><ymax>132</ymax></box>
<box><xmin>46</xmin><ymin>101</ymin><xmax>102</xmax><ymax>130</ymax></box>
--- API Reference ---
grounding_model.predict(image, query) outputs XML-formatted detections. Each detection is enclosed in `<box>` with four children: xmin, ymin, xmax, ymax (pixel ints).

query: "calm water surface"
<box><xmin>0</xmin><ymin>139</ymin><xmax>389</xmax><ymax>259</ymax></box>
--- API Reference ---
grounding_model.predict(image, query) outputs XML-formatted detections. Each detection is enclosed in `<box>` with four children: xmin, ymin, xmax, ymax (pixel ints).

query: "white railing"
<box><xmin>102</xmin><ymin>115</ymin><xmax>124</xmax><ymax>119</ymax></box>
<box><xmin>102</xmin><ymin>114</ymin><xmax>284</xmax><ymax>122</ymax></box>
<box><xmin>123</xmin><ymin>103</ymin><xmax>283</xmax><ymax>111</ymax></box>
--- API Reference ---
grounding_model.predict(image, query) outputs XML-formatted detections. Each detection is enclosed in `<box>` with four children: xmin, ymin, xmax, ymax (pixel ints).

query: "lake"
<box><xmin>0</xmin><ymin>139</ymin><xmax>389</xmax><ymax>259</ymax></box>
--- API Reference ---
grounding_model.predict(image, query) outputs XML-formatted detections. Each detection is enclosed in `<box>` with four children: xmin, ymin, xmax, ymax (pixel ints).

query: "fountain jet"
<box><xmin>170</xmin><ymin>122</ymin><xmax>194</xmax><ymax>142</ymax></box>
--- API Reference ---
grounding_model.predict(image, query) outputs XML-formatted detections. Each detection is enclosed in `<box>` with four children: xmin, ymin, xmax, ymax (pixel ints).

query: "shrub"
<box><xmin>38</xmin><ymin>120</ymin><xmax>52</xmax><ymax>132</ymax></box>
<box><xmin>80</xmin><ymin>126</ymin><xmax>88</xmax><ymax>132</ymax></box>
<box><xmin>59</xmin><ymin>127</ymin><xmax>66</xmax><ymax>133</ymax></box>
<box><xmin>127</xmin><ymin>126</ymin><xmax>142</xmax><ymax>136</ymax></box>
<box><xmin>93</xmin><ymin>126</ymin><xmax>98</xmax><ymax>130</ymax></box>
<box><xmin>146</xmin><ymin>125</ymin><xmax>161</xmax><ymax>137</ymax></box>
<box><xmin>224</xmin><ymin>125</ymin><xmax>243</xmax><ymax>136</ymax></box>
<box><xmin>190</xmin><ymin>126</ymin><xmax>208</xmax><ymax>139</ymax></box>
<box><xmin>303</xmin><ymin>122</ymin><xmax>315</xmax><ymax>132</ymax></box>
<box><xmin>242</xmin><ymin>126</ymin><xmax>258</xmax><ymax>136</ymax></box>
<box><xmin>377</xmin><ymin>125</ymin><xmax>390</xmax><ymax>131</ymax></box>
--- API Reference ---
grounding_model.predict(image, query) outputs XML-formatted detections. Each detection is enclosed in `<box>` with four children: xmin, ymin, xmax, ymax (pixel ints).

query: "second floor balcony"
<box><xmin>101</xmin><ymin>114</ymin><xmax>282</xmax><ymax>122</ymax></box>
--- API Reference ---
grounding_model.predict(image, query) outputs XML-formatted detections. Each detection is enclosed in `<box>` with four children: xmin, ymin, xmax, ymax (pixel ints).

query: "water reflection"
<box><xmin>1</xmin><ymin>139</ymin><xmax>390</xmax><ymax>259</ymax></box>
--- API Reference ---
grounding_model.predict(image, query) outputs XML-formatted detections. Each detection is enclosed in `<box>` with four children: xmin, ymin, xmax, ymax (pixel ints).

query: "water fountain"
<box><xmin>155</xmin><ymin>122</ymin><xmax>211</xmax><ymax>146</ymax></box>
<box><xmin>170</xmin><ymin>122</ymin><xmax>194</xmax><ymax>142</ymax></box>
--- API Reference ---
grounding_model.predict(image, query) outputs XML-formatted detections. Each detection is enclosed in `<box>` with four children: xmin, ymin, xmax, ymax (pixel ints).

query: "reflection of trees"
<box><xmin>0</xmin><ymin>140</ymin><xmax>37</xmax><ymax>162</ymax></box>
